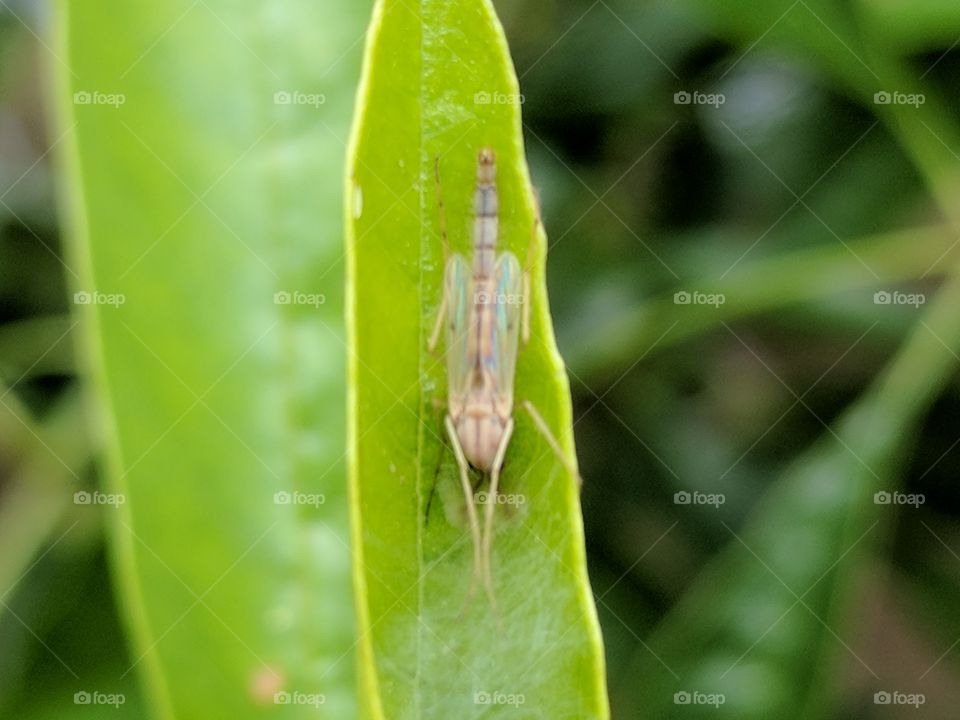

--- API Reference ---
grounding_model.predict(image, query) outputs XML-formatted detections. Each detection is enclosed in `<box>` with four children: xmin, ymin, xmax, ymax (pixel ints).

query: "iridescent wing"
<box><xmin>490</xmin><ymin>251</ymin><xmax>523</xmax><ymax>405</ymax></box>
<box><xmin>444</xmin><ymin>253</ymin><xmax>473</xmax><ymax>404</ymax></box>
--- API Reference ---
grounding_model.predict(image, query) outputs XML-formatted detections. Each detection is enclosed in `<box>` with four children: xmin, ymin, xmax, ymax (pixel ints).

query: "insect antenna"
<box><xmin>434</xmin><ymin>156</ymin><xmax>450</xmax><ymax>260</ymax></box>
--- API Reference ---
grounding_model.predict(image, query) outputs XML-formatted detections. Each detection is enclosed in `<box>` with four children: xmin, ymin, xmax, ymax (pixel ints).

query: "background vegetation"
<box><xmin>2</xmin><ymin>0</ymin><xmax>960</xmax><ymax>717</ymax></box>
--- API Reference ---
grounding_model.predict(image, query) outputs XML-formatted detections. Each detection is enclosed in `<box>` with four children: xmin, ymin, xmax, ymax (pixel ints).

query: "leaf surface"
<box><xmin>55</xmin><ymin>1</ymin><xmax>368</xmax><ymax>716</ymax></box>
<box><xmin>346</xmin><ymin>1</ymin><xmax>608</xmax><ymax>718</ymax></box>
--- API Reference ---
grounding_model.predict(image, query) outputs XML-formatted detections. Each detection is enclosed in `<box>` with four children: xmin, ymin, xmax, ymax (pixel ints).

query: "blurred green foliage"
<box><xmin>52</xmin><ymin>0</ymin><xmax>370</xmax><ymax>717</ymax></box>
<box><xmin>2</xmin><ymin>0</ymin><xmax>960</xmax><ymax>718</ymax></box>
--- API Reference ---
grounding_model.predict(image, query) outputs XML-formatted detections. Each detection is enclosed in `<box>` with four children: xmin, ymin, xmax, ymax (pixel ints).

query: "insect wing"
<box><xmin>492</xmin><ymin>252</ymin><xmax>523</xmax><ymax>402</ymax></box>
<box><xmin>444</xmin><ymin>254</ymin><xmax>473</xmax><ymax>401</ymax></box>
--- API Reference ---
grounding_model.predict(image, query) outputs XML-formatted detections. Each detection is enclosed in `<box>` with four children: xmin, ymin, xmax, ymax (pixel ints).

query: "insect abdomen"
<box><xmin>473</xmin><ymin>148</ymin><xmax>498</xmax><ymax>279</ymax></box>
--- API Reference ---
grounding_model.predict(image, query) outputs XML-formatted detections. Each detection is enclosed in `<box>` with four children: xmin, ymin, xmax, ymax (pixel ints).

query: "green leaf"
<box><xmin>620</xmin><ymin>8</ymin><xmax>960</xmax><ymax>715</ymax></box>
<box><xmin>567</xmin><ymin>223</ymin><xmax>954</xmax><ymax>377</ymax></box>
<box><xmin>0</xmin><ymin>387</ymin><xmax>89</xmax><ymax>716</ymax></box>
<box><xmin>630</xmin><ymin>273</ymin><xmax>960</xmax><ymax>718</ymax></box>
<box><xmin>346</xmin><ymin>1</ymin><xmax>608</xmax><ymax>718</ymax></box>
<box><xmin>0</xmin><ymin>388</ymin><xmax>85</xmax><ymax>609</ymax></box>
<box><xmin>0</xmin><ymin>315</ymin><xmax>76</xmax><ymax>381</ymax></box>
<box><xmin>687</xmin><ymin>0</ymin><xmax>960</xmax><ymax>226</ymax></box>
<box><xmin>860</xmin><ymin>0</ymin><xmax>960</xmax><ymax>54</ymax></box>
<box><xmin>53</xmin><ymin>1</ymin><xmax>368</xmax><ymax>717</ymax></box>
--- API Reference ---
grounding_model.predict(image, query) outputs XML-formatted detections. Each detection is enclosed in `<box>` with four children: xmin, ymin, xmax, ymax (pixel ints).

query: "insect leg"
<box><xmin>434</xmin><ymin>156</ymin><xmax>450</xmax><ymax>259</ymax></box>
<box><xmin>522</xmin><ymin>269</ymin><xmax>531</xmax><ymax>346</ymax></box>
<box><xmin>482</xmin><ymin>418</ymin><xmax>514</xmax><ymax>615</ymax></box>
<box><xmin>427</xmin><ymin>288</ymin><xmax>447</xmax><ymax>353</ymax></box>
<box><xmin>521</xmin><ymin>191</ymin><xmax>541</xmax><ymax>346</ymax></box>
<box><xmin>423</xmin><ymin>410</ymin><xmax>447</xmax><ymax>525</ymax></box>
<box><xmin>428</xmin><ymin>157</ymin><xmax>452</xmax><ymax>354</ymax></box>
<box><xmin>445</xmin><ymin>415</ymin><xmax>482</xmax><ymax>609</ymax></box>
<box><xmin>522</xmin><ymin>400</ymin><xmax>582</xmax><ymax>486</ymax></box>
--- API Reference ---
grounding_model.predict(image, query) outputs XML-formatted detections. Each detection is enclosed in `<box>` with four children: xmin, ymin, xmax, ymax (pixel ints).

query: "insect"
<box><xmin>429</xmin><ymin>148</ymin><xmax>579</xmax><ymax>612</ymax></box>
